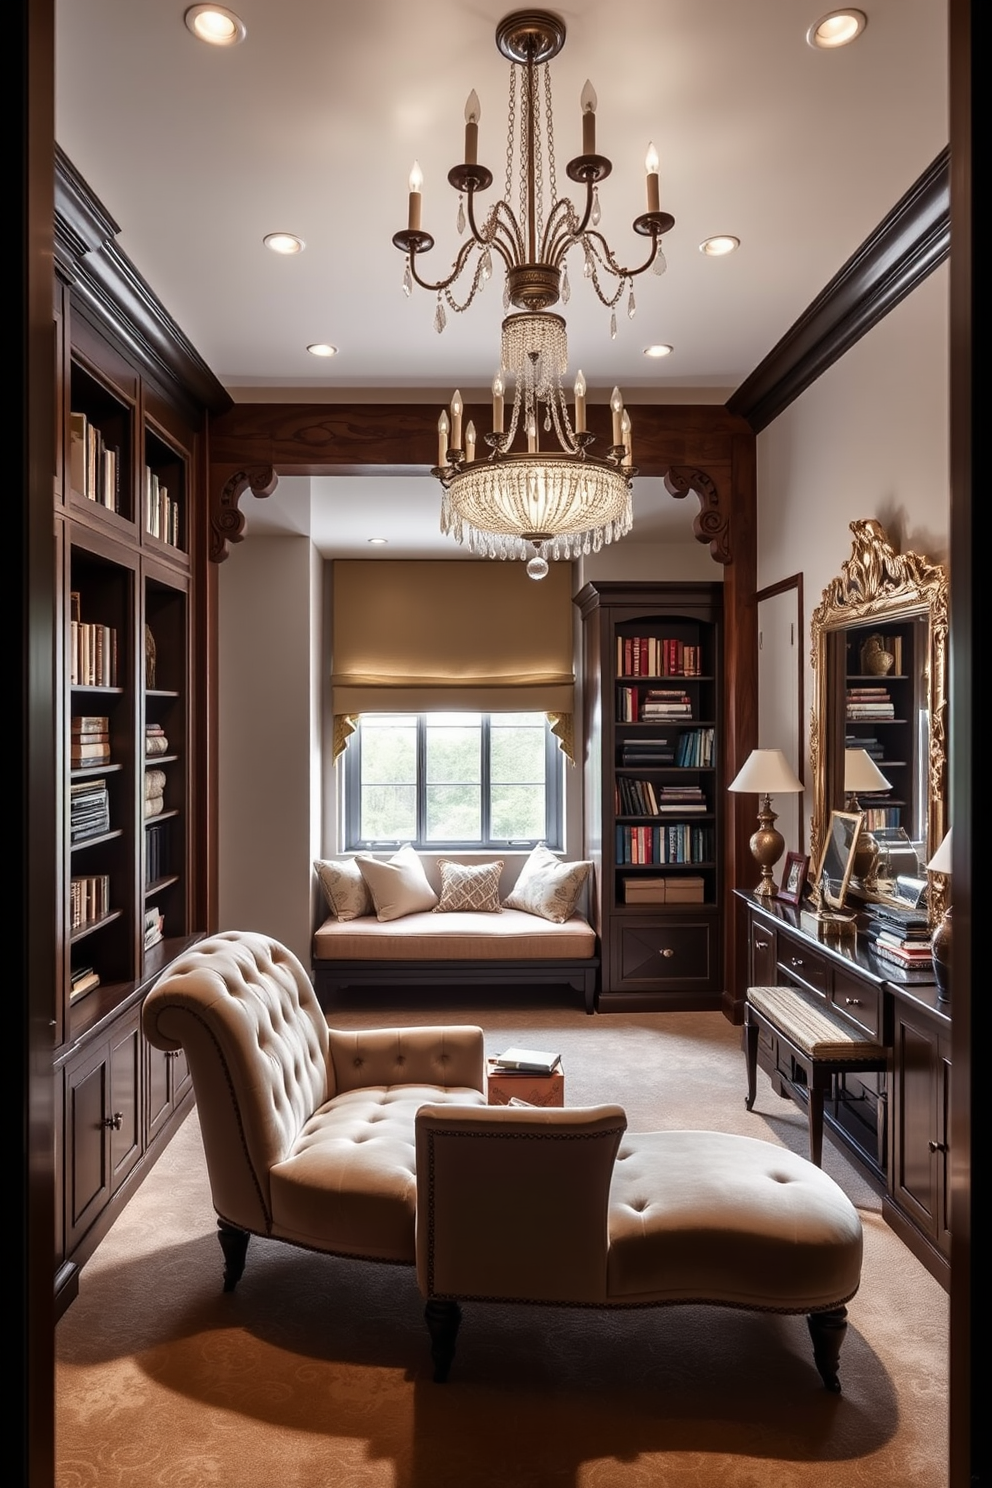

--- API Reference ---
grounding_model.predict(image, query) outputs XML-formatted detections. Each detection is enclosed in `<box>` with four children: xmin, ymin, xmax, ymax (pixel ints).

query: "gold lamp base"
<box><xmin>750</xmin><ymin>794</ymin><xmax>785</xmax><ymax>896</ymax></box>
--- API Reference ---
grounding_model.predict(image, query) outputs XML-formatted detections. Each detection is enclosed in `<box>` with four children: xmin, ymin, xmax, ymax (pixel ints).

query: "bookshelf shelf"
<box><xmin>576</xmin><ymin>581</ymin><xmax>724</xmax><ymax>1011</ymax></box>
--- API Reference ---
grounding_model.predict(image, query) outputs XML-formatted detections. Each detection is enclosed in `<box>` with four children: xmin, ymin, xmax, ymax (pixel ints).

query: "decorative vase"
<box><xmin>931</xmin><ymin>906</ymin><xmax>951</xmax><ymax>1004</ymax></box>
<box><xmin>860</xmin><ymin>633</ymin><xmax>895</xmax><ymax>675</ymax></box>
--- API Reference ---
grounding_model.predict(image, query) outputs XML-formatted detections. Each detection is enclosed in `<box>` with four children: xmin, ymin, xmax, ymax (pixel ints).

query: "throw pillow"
<box><xmin>434</xmin><ymin>859</ymin><xmax>504</xmax><ymax>914</ymax></box>
<box><xmin>313</xmin><ymin>858</ymin><xmax>373</xmax><ymax>921</ymax></box>
<box><xmin>502</xmin><ymin>843</ymin><xmax>592</xmax><ymax>923</ymax></box>
<box><xmin>356</xmin><ymin>843</ymin><xmax>439</xmax><ymax>921</ymax></box>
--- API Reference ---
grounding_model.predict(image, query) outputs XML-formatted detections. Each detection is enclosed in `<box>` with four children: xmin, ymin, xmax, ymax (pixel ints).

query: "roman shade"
<box><xmin>330</xmin><ymin>560</ymin><xmax>576</xmax><ymax>759</ymax></box>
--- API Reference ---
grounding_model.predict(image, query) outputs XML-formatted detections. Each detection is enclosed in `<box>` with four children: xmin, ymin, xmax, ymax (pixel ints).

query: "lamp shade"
<box><xmin>927</xmin><ymin>827</ymin><xmax>953</xmax><ymax>875</ymax></box>
<box><xmin>728</xmin><ymin>748</ymin><xmax>804</xmax><ymax>795</ymax></box>
<box><xmin>844</xmin><ymin>747</ymin><xmax>892</xmax><ymax>793</ymax></box>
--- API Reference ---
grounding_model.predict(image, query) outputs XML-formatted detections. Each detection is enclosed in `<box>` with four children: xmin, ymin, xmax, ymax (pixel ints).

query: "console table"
<box><xmin>736</xmin><ymin>889</ymin><xmax>950</xmax><ymax>1288</ymax></box>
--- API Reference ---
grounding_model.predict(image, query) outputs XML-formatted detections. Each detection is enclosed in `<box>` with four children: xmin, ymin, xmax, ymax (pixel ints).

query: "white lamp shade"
<box><xmin>927</xmin><ymin>827</ymin><xmax>953</xmax><ymax>875</ymax></box>
<box><xmin>728</xmin><ymin>748</ymin><xmax>804</xmax><ymax>795</ymax></box>
<box><xmin>844</xmin><ymin>747</ymin><xmax>892</xmax><ymax>792</ymax></box>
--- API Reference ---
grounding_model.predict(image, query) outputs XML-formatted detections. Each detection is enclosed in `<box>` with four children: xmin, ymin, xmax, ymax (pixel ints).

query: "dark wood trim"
<box><xmin>54</xmin><ymin>146</ymin><xmax>231</xmax><ymax>425</ymax></box>
<box><xmin>728</xmin><ymin>149</ymin><xmax>950</xmax><ymax>434</ymax></box>
<box><xmin>948</xmin><ymin>3</ymin><xmax>975</xmax><ymax>1484</ymax></box>
<box><xmin>22</xmin><ymin>3</ymin><xmax>56</xmax><ymax>1483</ymax></box>
<box><xmin>756</xmin><ymin>573</ymin><xmax>805</xmax><ymax>843</ymax></box>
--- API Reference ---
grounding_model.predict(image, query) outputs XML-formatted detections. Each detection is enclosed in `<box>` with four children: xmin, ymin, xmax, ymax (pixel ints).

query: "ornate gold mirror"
<box><xmin>809</xmin><ymin>519</ymin><xmax>948</xmax><ymax>918</ymax></box>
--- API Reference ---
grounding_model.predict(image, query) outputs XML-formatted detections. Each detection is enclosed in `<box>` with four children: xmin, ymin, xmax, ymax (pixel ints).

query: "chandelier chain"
<box><xmin>543</xmin><ymin>63</ymin><xmax>558</xmax><ymax>206</ymax></box>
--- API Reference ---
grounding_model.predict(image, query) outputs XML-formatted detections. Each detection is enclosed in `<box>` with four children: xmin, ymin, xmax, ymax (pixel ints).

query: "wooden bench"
<box><xmin>744</xmin><ymin>984</ymin><xmax>888</xmax><ymax>1166</ymax></box>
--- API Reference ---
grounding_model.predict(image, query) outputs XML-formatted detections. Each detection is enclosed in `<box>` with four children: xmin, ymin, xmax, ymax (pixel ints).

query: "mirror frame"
<box><xmin>809</xmin><ymin>518</ymin><xmax>949</xmax><ymax>920</ymax></box>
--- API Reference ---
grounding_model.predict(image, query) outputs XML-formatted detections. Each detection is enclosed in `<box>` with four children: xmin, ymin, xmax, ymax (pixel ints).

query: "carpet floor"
<box><xmin>55</xmin><ymin>998</ymin><xmax>948</xmax><ymax>1487</ymax></box>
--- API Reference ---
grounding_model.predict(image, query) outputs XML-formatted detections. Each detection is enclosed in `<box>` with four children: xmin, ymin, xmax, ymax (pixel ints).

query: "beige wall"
<box><xmin>755</xmin><ymin>260</ymin><xmax>950</xmax><ymax>845</ymax></box>
<box><xmin>218</xmin><ymin>535</ymin><xmax>320</xmax><ymax>965</ymax></box>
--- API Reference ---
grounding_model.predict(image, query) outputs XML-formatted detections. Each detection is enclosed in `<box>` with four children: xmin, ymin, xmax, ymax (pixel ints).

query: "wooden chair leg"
<box><xmin>744</xmin><ymin>1014</ymin><xmax>759</xmax><ymax>1112</ymax></box>
<box><xmin>807</xmin><ymin>1076</ymin><xmax>825</xmax><ymax>1166</ymax></box>
<box><xmin>807</xmin><ymin>1305</ymin><xmax>848</xmax><ymax>1392</ymax></box>
<box><xmin>217</xmin><ymin>1220</ymin><xmax>249</xmax><ymax>1292</ymax></box>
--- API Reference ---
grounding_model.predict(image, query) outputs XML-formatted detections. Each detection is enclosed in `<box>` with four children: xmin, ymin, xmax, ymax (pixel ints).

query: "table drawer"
<box><xmin>831</xmin><ymin>968</ymin><xmax>882</xmax><ymax>1038</ymax></box>
<box><xmin>776</xmin><ymin>931</ymin><xmax>829</xmax><ymax>996</ymax></box>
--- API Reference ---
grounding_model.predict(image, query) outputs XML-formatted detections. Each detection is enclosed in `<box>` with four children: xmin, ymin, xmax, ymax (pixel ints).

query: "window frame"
<box><xmin>343</xmin><ymin>712</ymin><xmax>563</xmax><ymax>852</ymax></box>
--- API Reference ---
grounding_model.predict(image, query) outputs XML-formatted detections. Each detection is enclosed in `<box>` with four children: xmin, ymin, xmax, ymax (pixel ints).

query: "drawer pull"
<box><xmin>659</xmin><ymin>948</ymin><xmax>675</xmax><ymax>959</ymax></box>
<box><xmin>755</xmin><ymin>939</ymin><xmax>769</xmax><ymax>951</ymax></box>
<box><xmin>843</xmin><ymin>997</ymin><xmax>863</xmax><ymax>1007</ymax></box>
<box><xmin>102</xmin><ymin>1111</ymin><xmax>123</xmax><ymax>1131</ymax></box>
<box><xmin>789</xmin><ymin>956</ymin><xmax>804</xmax><ymax>967</ymax></box>
<box><xmin>928</xmin><ymin>1140</ymin><xmax>947</xmax><ymax>1154</ymax></box>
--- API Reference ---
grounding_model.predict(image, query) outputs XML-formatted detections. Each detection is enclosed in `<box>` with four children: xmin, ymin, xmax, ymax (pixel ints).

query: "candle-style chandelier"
<box><xmin>392</xmin><ymin>10</ymin><xmax>675</xmax><ymax>578</ymax></box>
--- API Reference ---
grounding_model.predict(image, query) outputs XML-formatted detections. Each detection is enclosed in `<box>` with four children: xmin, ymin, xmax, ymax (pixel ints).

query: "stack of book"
<box><xmin>145</xmin><ymin>767</ymin><xmax>166</xmax><ymax>818</ymax></box>
<box><xmin>70</xmin><ymin>965</ymin><xmax>100</xmax><ymax>1001</ymax></box>
<box><xmin>70</xmin><ymin>778</ymin><xmax>110</xmax><ymax>842</ymax></box>
<box><xmin>846</xmin><ymin>685</ymin><xmax>894</xmax><ymax>720</ymax></box>
<box><xmin>144</xmin><ymin>905</ymin><xmax>164</xmax><ymax>951</ymax></box>
<box><xmin>865</xmin><ymin>906</ymin><xmax>932</xmax><ymax>970</ymax></box>
<box><xmin>641</xmin><ymin>689</ymin><xmax>692</xmax><ymax>720</ymax></box>
<box><xmin>654</xmin><ymin>785</ymin><xmax>707</xmax><ymax>813</ymax></box>
<box><xmin>70</xmin><ymin>714</ymin><xmax>110</xmax><ymax>768</ymax></box>
<box><xmin>620</xmin><ymin>738</ymin><xmax>675</xmax><ymax>766</ymax></box>
<box><xmin>489</xmin><ymin>1047</ymin><xmax>561</xmax><ymax>1076</ymax></box>
<box><xmin>145</xmin><ymin>722</ymin><xmax>169</xmax><ymax>757</ymax></box>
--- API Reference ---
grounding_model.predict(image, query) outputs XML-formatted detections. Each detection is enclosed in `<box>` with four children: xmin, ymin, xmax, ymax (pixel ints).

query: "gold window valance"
<box><xmin>330</xmin><ymin>559</ymin><xmax>576</xmax><ymax>759</ymax></box>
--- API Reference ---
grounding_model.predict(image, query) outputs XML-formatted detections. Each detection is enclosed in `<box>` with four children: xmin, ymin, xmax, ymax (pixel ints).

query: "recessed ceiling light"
<box><xmin>643</xmin><ymin>344</ymin><xmax>673</xmax><ymax>359</ymax></box>
<box><xmin>184</xmin><ymin>6</ymin><xmax>246</xmax><ymax>46</ymax></box>
<box><xmin>367</xmin><ymin>538</ymin><xmax>389</xmax><ymax>545</ymax></box>
<box><xmin>264</xmin><ymin>232</ymin><xmax>305</xmax><ymax>255</ymax></box>
<box><xmin>700</xmin><ymin>235</ymin><xmax>740</xmax><ymax>257</ymax></box>
<box><xmin>806</xmin><ymin>10</ymin><xmax>867</xmax><ymax>49</ymax></box>
<box><xmin>307</xmin><ymin>344</ymin><xmax>338</xmax><ymax>358</ymax></box>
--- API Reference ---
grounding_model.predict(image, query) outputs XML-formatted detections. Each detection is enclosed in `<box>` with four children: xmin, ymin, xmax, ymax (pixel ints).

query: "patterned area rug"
<box><xmin>56</xmin><ymin>1003</ymin><xmax>948</xmax><ymax>1487</ymax></box>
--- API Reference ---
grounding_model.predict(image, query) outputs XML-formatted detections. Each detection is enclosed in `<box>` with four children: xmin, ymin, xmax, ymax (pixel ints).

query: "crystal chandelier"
<box><xmin>392</xmin><ymin>10</ymin><xmax>675</xmax><ymax>578</ymax></box>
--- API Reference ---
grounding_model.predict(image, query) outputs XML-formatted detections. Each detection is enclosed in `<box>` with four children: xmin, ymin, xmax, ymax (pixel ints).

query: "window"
<box><xmin>343</xmin><ymin>712</ymin><xmax>562</xmax><ymax>850</ymax></box>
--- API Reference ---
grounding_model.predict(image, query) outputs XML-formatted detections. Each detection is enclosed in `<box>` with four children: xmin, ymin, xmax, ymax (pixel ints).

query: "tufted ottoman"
<box><xmin>416</xmin><ymin>1104</ymin><xmax>864</xmax><ymax>1392</ymax></box>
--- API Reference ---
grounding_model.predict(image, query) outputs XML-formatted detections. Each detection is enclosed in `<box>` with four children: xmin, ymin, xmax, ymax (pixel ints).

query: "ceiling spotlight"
<box><xmin>700</xmin><ymin>235</ymin><xmax>740</xmax><ymax>257</ymax></box>
<box><xmin>307</xmin><ymin>344</ymin><xmax>338</xmax><ymax>358</ymax></box>
<box><xmin>184</xmin><ymin>6</ymin><xmax>247</xmax><ymax>45</ymax></box>
<box><xmin>806</xmin><ymin>10</ymin><xmax>867</xmax><ymax>49</ymax></box>
<box><xmin>644</xmin><ymin>344</ymin><xmax>673</xmax><ymax>358</ymax></box>
<box><xmin>264</xmin><ymin>232</ymin><xmax>305</xmax><ymax>255</ymax></box>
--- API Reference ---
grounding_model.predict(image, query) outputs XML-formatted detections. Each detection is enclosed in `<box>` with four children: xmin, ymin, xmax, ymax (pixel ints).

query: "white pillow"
<box><xmin>502</xmin><ymin>843</ymin><xmax>592</xmax><ymax>923</ymax></box>
<box><xmin>313</xmin><ymin>858</ymin><xmax>373</xmax><ymax>921</ymax></box>
<box><xmin>356</xmin><ymin>844</ymin><xmax>439</xmax><ymax>921</ymax></box>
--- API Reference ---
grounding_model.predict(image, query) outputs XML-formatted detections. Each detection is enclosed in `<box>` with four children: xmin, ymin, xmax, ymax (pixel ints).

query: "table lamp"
<box><xmin>926</xmin><ymin>827</ymin><xmax>952</xmax><ymax>1004</ymax></box>
<box><xmin>844</xmin><ymin>747</ymin><xmax>892</xmax><ymax>884</ymax></box>
<box><xmin>728</xmin><ymin>748</ymin><xmax>805</xmax><ymax>896</ymax></box>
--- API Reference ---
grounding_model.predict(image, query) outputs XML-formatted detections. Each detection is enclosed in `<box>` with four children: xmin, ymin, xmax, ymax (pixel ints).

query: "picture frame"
<box><xmin>814</xmin><ymin>809</ymin><xmax>864</xmax><ymax>912</ymax></box>
<box><xmin>778</xmin><ymin>851</ymin><xmax>810</xmax><ymax>906</ymax></box>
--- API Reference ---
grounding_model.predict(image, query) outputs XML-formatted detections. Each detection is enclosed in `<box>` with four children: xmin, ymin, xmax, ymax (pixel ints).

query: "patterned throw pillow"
<box><xmin>314</xmin><ymin>858</ymin><xmax>373</xmax><ymax>921</ymax></box>
<box><xmin>355</xmin><ymin>843</ymin><xmax>439</xmax><ymax>921</ymax></box>
<box><xmin>502</xmin><ymin>843</ymin><xmax>592</xmax><ymax>923</ymax></box>
<box><xmin>434</xmin><ymin>859</ymin><xmax>504</xmax><ymax>914</ymax></box>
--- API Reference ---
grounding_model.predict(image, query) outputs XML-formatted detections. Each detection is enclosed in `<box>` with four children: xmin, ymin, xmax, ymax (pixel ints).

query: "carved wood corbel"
<box><xmin>210</xmin><ymin>465</ymin><xmax>279</xmax><ymax>562</ymax></box>
<box><xmin>662</xmin><ymin>466</ymin><xmax>731</xmax><ymax>565</ymax></box>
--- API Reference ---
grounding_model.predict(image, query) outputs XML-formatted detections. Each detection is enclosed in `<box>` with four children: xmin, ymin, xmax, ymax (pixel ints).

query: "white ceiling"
<box><xmin>55</xmin><ymin>0</ymin><xmax>948</xmax><ymax>557</ymax></box>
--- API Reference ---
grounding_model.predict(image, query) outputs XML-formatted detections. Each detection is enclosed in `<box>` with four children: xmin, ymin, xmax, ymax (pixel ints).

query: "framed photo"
<box><xmin>814</xmin><ymin>809</ymin><xmax>864</xmax><ymax>911</ymax></box>
<box><xmin>778</xmin><ymin>852</ymin><xmax>810</xmax><ymax>906</ymax></box>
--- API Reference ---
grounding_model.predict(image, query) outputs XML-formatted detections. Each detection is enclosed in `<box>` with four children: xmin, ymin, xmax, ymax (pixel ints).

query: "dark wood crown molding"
<box><xmin>728</xmin><ymin>147</ymin><xmax>950</xmax><ymax>433</ymax></box>
<box><xmin>55</xmin><ymin>145</ymin><xmax>232</xmax><ymax>422</ymax></box>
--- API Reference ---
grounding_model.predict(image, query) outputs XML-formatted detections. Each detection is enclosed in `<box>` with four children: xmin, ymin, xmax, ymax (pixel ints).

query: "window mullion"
<box><xmin>416</xmin><ymin>715</ymin><xmax>428</xmax><ymax>844</ymax></box>
<box><xmin>481</xmin><ymin>715</ymin><xmax>492</xmax><ymax>841</ymax></box>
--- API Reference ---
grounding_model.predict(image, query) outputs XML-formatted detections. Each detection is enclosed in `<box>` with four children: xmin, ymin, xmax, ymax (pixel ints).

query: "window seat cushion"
<box><xmin>313</xmin><ymin>908</ymin><xmax>596</xmax><ymax>963</ymax></box>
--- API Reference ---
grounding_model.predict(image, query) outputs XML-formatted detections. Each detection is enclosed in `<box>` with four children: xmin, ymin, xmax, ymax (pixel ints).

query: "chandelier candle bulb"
<box><xmin>611</xmin><ymin>387</ymin><xmax>624</xmax><ymax>446</ymax></box>
<box><xmin>581</xmin><ymin>80</ymin><xmax>597</xmax><ymax>153</ymax></box>
<box><xmin>450</xmin><ymin>390</ymin><xmax>463</xmax><ymax>451</ymax></box>
<box><xmin>645</xmin><ymin>143</ymin><xmax>660</xmax><ymax>214</ymax></box>
<box><xmin>437</xmin><ymin>409</ymin><xmax>449</xmax><ymax>466</ymax></box>
<box><xmin>464</xmin><ymin>91</ymin><xmax>480</xmax><ymax>165</ymax></box>
<box><xmin>574</xmin><ymin>370</ymin><xmax>587</xmax><ymax>433</ymax></box>
<box><xmin>527</xmin><ymin>413</ymin><xmax>538</xmax><ymax>452</ymax></box>
<box><xmin>621</xmin><ymin>410</ymin><xmax>632</xmax><ymax>467</ymax></box>
<box><xmin>492</xmin><ymin>372</ymin><xmax>505</xmax><ymax>433</ymax></box>
<box><xmin>465</xmin><ymin>421</ymin><xmax>477</xmax><ymax>462</ymax></box>
<box><xmin>408</xmin><ymin>161</ymin><xmax>423</xmax><ymax>232</ymax></box>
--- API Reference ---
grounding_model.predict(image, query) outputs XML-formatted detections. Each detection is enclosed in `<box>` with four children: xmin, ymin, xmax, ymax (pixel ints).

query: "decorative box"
<box><xmin>486</xmin><ymin>1058</ymin><xmax>565</xmax><ymax>1108</ymax></box>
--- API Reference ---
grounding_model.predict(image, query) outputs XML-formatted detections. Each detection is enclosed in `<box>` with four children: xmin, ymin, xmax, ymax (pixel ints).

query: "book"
<box><xmin>490</xmin><ymin>1047</ymin><xmax>561</xmax><ymax>1075</ymax></box>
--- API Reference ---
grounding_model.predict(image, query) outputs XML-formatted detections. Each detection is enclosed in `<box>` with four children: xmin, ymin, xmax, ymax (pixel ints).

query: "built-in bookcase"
<box><xmin>843</xmin><ymin>615</ymin><xmax>928</xmax><ymax>840</ymax></box>
<box><xmin>576</xmin><ymin>581</ymin><xmax>724</xmax><ymax>1012</ymax></box>
<box><xmin>143</xmin><ymin>572</ymin><xmax>190</xmax><ymax>977</ymax></box>
<box><xmin>143</xmin><ymin>422</ymin><xmax>187</xmax><ymax>553</ymax></box>
<box><xmin>69</xmin><ymin>357</ymin><xmax>135</xmax><ymax>525</ymax></box>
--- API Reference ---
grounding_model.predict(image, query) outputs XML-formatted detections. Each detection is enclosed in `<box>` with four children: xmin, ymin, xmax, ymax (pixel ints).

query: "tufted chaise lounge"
<box><xmin>141</xmin><ymin>931</ymin><xmax>487</xmax><ymax>1285</ymax></box>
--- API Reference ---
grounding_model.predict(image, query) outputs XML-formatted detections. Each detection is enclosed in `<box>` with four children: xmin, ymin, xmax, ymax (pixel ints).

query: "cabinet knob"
<box><xmin>165</xmin><ymin>1049</ymin><xmax>180</xmax><ymax>1059</ymax></box>
<box><xmin>790</xmin><ymin>956</ymin><xmax>804</xmax><ymax>967</ymax></box>
<box><xmin>928</xmin><ymin>1139</ymin><xmax>947</xmax><ymax>1154</ymax></box>
<box><xmin>659</xmin><ymin>947</ymin><xmax>675</xmax><ymax>959</ymax></box>
<box><xmin>103</xmin><ymin>1111</ymin><xmax>124</xmax><ymax>1131</ymax></box>
<box><xmin>843</xmin><ymin>997</ymin><xmax>863</xmax><ymax>1006</ymax></box>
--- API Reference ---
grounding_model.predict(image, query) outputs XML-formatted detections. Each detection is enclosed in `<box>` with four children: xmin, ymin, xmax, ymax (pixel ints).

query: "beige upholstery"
<box><xmin>313</xmin><ymin>908</ymin><xmax>596</xmax><ymax>961</ymax></box>
<box><xmin>415</xmin><ymin>1103</ymin><xmax>864</xmax><ymax>1390</ymax></box>
<box><xmin>142</xmin><ymin>931</ymin><xmax>487</xmax><ymax>1271</ymax></box>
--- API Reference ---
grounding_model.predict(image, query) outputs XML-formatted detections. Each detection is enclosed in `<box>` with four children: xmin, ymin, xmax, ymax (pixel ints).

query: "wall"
<box><xmin>218</xmin><ymin>535</ymin><xmax>320</xmax><ymax>965</ymax></box>
<box><xmin>755</xmin><ymin>261</ymin><xmax>950</xmax><ymax>845</ymax></box>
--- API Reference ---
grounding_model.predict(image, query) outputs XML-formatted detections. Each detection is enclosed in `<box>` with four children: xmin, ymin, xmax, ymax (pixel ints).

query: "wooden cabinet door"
<box><xmin>891</xmin><ymin>1005</ymin><xmax>942</xmax><ymax>1246</ymax></box>
<box><xmin>64</xmin><ymin>1008</ymin><xmax>142</xmax><ymax>1253</ymax></box>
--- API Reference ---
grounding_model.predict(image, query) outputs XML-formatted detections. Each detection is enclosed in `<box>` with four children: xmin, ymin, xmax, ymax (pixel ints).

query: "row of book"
<box><xmin>616</xmin><ymin>637</ymin><xmax>703</xmax><ymax>678</ymax></box>
<box><xmin>145</xmin><ymin>468</ymin><xmax>181</xmax><ymax>547</ymax></box>
<box><xmin>144</xmin><ymin>905</ymin><xmax>165</xmax><ymax>951</ymax></box>
<box><xmin>616</xmin><ymin>823</ymin><xmax>715</xmax><ymax>865</ymax></box>
<box><xmin>70</xmin><ymin>778</ymin><xmax>110</xmax><ymax>842</ymax></box>
<box><xmin>69</xmin><ymin>411</ymin><xmax>120</xmax><ymax>512</ymax></box>
<box><xmin>70</xmin><ymin>872</ymin><xmax>110</xmax><ymax>929</ymax></box>
<box><xmin>71</xmin><ymin>714</ymin><xmax>110</xmax><ymax>767</ymax></box>
<box><xmin>617</xmin><ymin>728</ymin><xmax>716</xmax><ymax>768</ymax></box>
<box><xmin>145</xmin><ymin>821</ymin><xmax>169</xmax><ymax>886</ymax></box>
<box><xmin>617</xmin><ymin>687</ymin><xmax>697</xmax><ymax>722</ymax></box>
<box><xmin>70</xmin><ymin>620</ymin><xmax>119</xmax><ymax>688</ymax></box>
<box><xmin>846</xmin><ymin>685</ymin><xmax>895</xmax><ymax>720</ymax></box>
<box><xmin>615</xmin><ymin>779</ymin><xmax>708</xmax><ymax>817</ymax></box>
